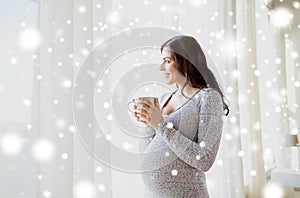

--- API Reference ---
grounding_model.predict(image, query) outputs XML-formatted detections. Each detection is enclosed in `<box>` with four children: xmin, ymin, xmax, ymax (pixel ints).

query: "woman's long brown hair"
<box><xmin>161</xmin><ymin>35</ymin><xmax>230</xmax><ymax>116</ymax></box>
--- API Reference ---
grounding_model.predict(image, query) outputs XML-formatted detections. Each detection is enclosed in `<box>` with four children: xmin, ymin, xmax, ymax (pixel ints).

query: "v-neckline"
<box><xmin>161</xmin><ymin>88</ymin><xmax>202</xmax><ymax>117</ymax></box>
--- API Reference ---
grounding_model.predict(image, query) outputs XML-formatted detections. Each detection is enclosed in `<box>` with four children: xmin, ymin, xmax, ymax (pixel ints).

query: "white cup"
<box><xmin>127</xmin><ymin>96</ymin><xmax>158</xmax><ymax>113</ymax></box>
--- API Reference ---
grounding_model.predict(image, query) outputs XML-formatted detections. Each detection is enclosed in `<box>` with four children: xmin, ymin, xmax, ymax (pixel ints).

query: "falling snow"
<box><xmin>1</xmin><ymin>133</ymin><xmax>22</xmax><ymax>155</ymax></box>
<box><xmin>98</xmin><ymin>184</ymin><xmax>106</xmax><ymax>192</ymax></box>
<box><xmin>19</xmin><ymin>28</ymin><xmax>41</xmax><ymax>50</ymax></box>
<box><xmin>61</xmin><ymin>153</ymin><xmax>68</xmax><ymax>160</ymax></box>
<box><xmin>74</xmin><ymin>180</ymin><xmax>96</xmax><ymax>198</ymax></box>
<box><xmin>263</xmin><ymin>182</ymin><xmax>284</xmax><ymax>198</ymax></box>
<box><xmin>96</xmin><ymin>166</ymin><xmax>103</xmax><ymax>173</ymax></box>
<box><xmin>166</xmin><ymin>122</ymin><xmax>173</xmax><ymax>129</ymax></box>
<box><xmin>1</xmin><ymin>1</ymin><xmax>300</xmax><ymax>198</ymax></box>
<box><xmin>32</xmin><ymin>140</ymin><xmax>55</xmax><ymax>162</ymax></box>
<box><xmin>199</xmin><ymin>141</ymin><xmax>206</xmax><ymax>148</ymax></box>
<box><xmin>250</xmin><ymin>170</ymin><xmax>257</xmax><ymax>176</ymax></box>
<box><xmin>43</xmin><ymin>190</ymin><xmax>51</xmax><ymax>198</ymax></box>
<box><xmin>171</xmin><ymin>169</ymin><xmax>178</xmax><ymax>176</ymax></box>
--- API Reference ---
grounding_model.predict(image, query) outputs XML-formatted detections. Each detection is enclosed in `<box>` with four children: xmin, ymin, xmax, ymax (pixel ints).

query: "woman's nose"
<box><xmin>159</xmin><ymin>63</ymin><xmax>164</xmax><ymax>71</ymax></box>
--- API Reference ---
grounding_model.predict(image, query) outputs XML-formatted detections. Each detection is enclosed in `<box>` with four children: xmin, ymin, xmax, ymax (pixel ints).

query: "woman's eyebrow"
<box><xmin>162</xmin><ymin>57</ymin><xmax>171</xmax><ymax>60</ymax></box>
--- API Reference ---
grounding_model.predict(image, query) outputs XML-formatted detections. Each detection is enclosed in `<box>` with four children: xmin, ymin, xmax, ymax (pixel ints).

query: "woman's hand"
<box><xmin>133</xmin><ymin>98</ymin><xmax>163</xmax><ymax>128</ymax></box>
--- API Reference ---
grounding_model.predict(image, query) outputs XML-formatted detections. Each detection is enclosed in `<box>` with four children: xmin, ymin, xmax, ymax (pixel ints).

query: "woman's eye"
<box><xmin>161</xmin><ymin>59</ymin><xmax>171</xmax><ymax>64</ymax></box>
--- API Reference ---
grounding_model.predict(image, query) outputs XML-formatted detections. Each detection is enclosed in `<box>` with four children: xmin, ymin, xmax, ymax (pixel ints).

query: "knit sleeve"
<box><xmin>138</xmin><ymin>92</ymin><xmax>171</xmax><ymax>153</ymax></box>
<box><xmin>155</xmin><ymin>89</ymin><xmax>224</xmax><ymax>172</ymax></box>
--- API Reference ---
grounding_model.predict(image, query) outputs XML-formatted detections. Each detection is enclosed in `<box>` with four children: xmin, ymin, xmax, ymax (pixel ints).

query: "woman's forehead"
<box><xmin>161</xmin><ymin>47</ymin><xmax>173</xmax><ymax>58</ymax></box>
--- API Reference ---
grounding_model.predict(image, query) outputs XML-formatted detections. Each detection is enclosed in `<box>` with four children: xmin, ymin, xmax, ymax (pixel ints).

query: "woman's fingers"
<box><xmin>135</xmin><ymin>109</ymin><xmax>149</xmax><ymax>115</ymax></box>
<box><xmin>133</xmin><ymin>99</ymin><xmax>154</xmax><ymax>125</ymax></box>
<box><xmin>135</xmin><ymin>112</ymin><xmax>149</xmax><ymax>122</ymax></box>
<box><xmin>135</xmin><ymin>104</ymin><xmax>150</xmax><ymax>114</ymax></box>
<box><xmin>134</xmin><ymin>104</ymin><xmax>145</xmax><ymax>114</ymax></box>
<box><xmin>138</xmin><ymin>98</ymin><xmax>152</xmax><ymax>107</ymax></box>
<box><xmin>140</xmin><ymin>120</ymin><xmax>148</xmax><ymax>125</ymax></box>
<box><xmin>136</xmin><ymin>99</ymin><xmax>153</xmax><ymax>110</ymax></box>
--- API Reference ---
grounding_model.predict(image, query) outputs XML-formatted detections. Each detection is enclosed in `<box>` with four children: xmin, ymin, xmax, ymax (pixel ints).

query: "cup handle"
<box><xmin>127</xmin><ymin>100</ymin><xmax>135</xmax><ymax>113</ymax></box>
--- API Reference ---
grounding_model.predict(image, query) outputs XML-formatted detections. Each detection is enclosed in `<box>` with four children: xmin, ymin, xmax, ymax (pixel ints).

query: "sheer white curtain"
<box><xmin>236</xmin><ymin>0</ymin><xmax>267</xmax><ymax>197</ymax></box>
<box><xmin>220</xmin><ymin>0</ymin><xmax>245</xmax><ymax>197</ymax></box>
<box><xmin>34</xmin><ymin>0</ymin><xmax>113</xmax><ymax>197</ymax></box>
<box><xmin>0</xmin><ymin>1</ymin><xmax>39</xmax><ymax>197</ymax></box>
<box><xmin>35</xmin><ymin>0</ymin><xmax>74</xmax><ymax>196</ymax></box>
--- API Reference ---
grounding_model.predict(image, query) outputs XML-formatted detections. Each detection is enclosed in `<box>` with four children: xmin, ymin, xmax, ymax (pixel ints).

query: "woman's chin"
<box><xmin>164</xmin><ymin>77</ymin><xmax>173</xmax><ymax>84</ymax></box>
<box><xmin>165</xmin><ymin>80</ymin><xmax>173</xmax><ymax>85</ymax></box>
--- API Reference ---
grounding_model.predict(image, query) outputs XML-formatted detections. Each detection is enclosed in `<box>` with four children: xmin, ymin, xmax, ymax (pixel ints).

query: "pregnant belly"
<box><xmin>140</xmin><ymin>134</ymin><xmax>177</xmax><ymax>172</ymax></box>
<box><xmin>140</xmin><ymin>135</ymin><xmax>207</xmax><ymax>197</ymax></box>
<box><xmin>141</xmin><ymin>161</ymin><xmax>208</xmax><ymax>197</ymax></box>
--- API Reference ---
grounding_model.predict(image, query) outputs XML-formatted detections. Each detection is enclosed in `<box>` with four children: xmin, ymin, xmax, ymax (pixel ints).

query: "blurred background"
<box><xmin>0</xmin><ymin>0</ymin><xmax>300</xmax><ymax>197</ymax></box>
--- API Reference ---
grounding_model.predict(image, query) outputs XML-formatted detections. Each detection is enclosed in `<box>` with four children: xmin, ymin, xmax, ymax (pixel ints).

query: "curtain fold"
<box><xmin>272</xmin><ymin>27</ymin><xmax>290</xmax><ymax>169</ymax></box>
<box><xmin>35</xmin><ymin>0</ymin><xmax>114</xmax><ymax>197</ymax></box>
<box><xmin>92</xmin><ymin>0</ymin><xmax>113</xmax><ymax>197</ymax></box>
<box><xmin>290</xmin><ymin>30</ymin><xmax>300</xmax><ymax>140</ymax></box>
<box><xmin>72</xmin><ymin>0</ymin><xmax>95</xmax><ymax>194</ymax></box>
<box><xmin>37</xmin><ymin>0</ymin><xmax>74</xmax><ymax>197</ymax></box>
<box><xmin>236</xmin><ymin>0</ymin><xmax>266</xmax><ymax>197</ymax></box>
<box><xmin>260</xmin><ymin>0</ymin><xmax>300</xmax><ymax>171</ymax></box>
<box><xmin>222</xmin><ymin>0</ymin><xmax>245</xmax><ymax>197</ymax></box>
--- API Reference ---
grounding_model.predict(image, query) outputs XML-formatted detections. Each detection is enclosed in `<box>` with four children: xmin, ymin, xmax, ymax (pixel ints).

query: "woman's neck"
<box><xmin>175</xmin><ymin>84</ymin><xmax>200</xmax><ymax>98</ymax></box>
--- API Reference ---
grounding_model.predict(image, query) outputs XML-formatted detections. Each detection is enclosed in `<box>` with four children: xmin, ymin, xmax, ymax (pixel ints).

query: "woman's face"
<box><xmin>159</xmin><ymin>47</ymin><xmax>185</xmax><ymax>85</ymax></box>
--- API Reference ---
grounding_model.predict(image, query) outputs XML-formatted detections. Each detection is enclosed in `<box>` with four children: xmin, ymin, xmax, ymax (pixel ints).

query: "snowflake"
<box><xmin>103</xmin><ymin>102</ymin><xmax>110</xmax><ymax>109</ymax></box>
<box><xmin>37</xmin><ymin>174</ymin><xmax>43</xmax><ymax>180</ymax></box>
<box><xmin>166</xmin><ymin>122</ymin><xmax>173</xmax><ymax>129</ymax></box>
<box><xmin>19</xmin><ymin>28</ymin><xmax>41</xmax><ymax>50</ymax></box>
<box><xmin>96</xmin><ymin>166</ymin><xmax>103</xmax><ymax>173</ymax></box>
<box><xmin>199</xmin><ymin>141</ymin><xmax>206</xmax><ymax>147</ymax></box>
<box><xmin>26</xmin><ymin>124</ymin><xmax>32</xmax><ymax>130</ymax></box>
<box><xmin>1</xmin><ymin>133</ymin><xmax>22</xmax><ymax>155</ymax></box>
<box><xmin>263</xmin><ymin>182</ymin><xmax>284</xmax><ymax>198</ymax></box>
<box><xmin>160</xmin><ymin>5</ymin><xmax>167</xmax><ymax>12</ymax></box>
<box><xmin>33</xmin><ymin>139</ymin><xmax>54</xmax><ymax>162</ymax></box>
<box><xmin>106</xmin><ymin>114</ymin><xmax>113</xmax><ymax>121</ymax></box>
<box><xmin>171</xmin><ymin>169</ymin><xmax>178</xmax><ymax>176</ymax></box>
<box><xmin>98</xmin><ymin>184</ymin><xmax>106</xmax><ymax>192</ymax></box>
<box><xmin>274</xmin><ymin>58</ymin><xmax>281</xmax><ymax>64</ymax></box>
<box><xmin>74</xmin><ymin>180</ymin><xmax>96</xmax><ymax>198</ymax></box>
<box><xmin>250</xmin><ymin>170</ymin><xmax>257</xmax><ymax>176</ymax></box>
<box><xmin>63</xmin><ymin>80</ymin><xmax>72</xmax><ymax>88</ymax></box>
<box><xmin>78</xmin><ymin>6</ymin><xmax>86</xmax><ymax>13</ymax></box>
<box><xmin>43</xmin><ymin>190</ymin><xmax>51</xmax><ymax>198</ymax></box>
<box><xmin>61</xmin><ymin>153</ymin><xmax>68</xmax><ymax>160</ymax></box>
<box><xmin>217</xmin><ymin>160</ymin><xmax>223</xmax><ymax>166</ymax></box>
<box><xmin>237</xmin><ymin>151</ymin><xmax>244</xmax><ymax>157</ymax></box>
<box><xmin>10</xmin><ymin>57</ymin><xmax>18</xmax><ymax>64</ymax></box>
<box><xmin>230</xmin><ymin>116</ymin><xmax>237</xmax><ymax>123</ymax></box>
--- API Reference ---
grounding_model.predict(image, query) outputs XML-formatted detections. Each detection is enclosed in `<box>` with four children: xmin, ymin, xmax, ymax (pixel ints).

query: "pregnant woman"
<box><xmin>134</xmin><ymin>35</ymin><xmax>229</xmax><ymax>197</ymax></box>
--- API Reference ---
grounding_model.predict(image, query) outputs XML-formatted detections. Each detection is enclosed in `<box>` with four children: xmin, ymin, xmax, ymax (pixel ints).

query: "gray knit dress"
<box><xmin>139</xmin><ymin>87</ymin><xmax>224</xmax><ymax>198</ymax></box>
